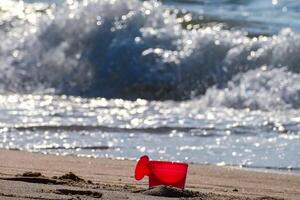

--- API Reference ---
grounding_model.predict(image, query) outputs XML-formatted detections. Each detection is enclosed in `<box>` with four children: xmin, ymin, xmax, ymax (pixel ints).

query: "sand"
<box><xmin>0</xmin><ymin>149</ymin><xmax>299</xmax><ymax>199</ymax></box>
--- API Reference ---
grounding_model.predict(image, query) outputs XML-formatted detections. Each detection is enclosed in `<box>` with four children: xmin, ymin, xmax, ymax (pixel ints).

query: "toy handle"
<box><xmin>134</xmin><ymin>155</ymin><xmax>150</xmax><ymax>180</ymax></box>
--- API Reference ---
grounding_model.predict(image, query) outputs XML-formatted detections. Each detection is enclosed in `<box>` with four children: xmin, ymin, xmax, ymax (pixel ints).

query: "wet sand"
<box><xmin>0</xmin><ymin>149</ymin><xmax>299</xmax><ymax>199</ymax></box>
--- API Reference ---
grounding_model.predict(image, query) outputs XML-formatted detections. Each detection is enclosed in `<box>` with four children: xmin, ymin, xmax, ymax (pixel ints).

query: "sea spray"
<box><xmin>0</xmin><ymin>0</ymin><xmax>300</xmax><ymax>106</ymax></box>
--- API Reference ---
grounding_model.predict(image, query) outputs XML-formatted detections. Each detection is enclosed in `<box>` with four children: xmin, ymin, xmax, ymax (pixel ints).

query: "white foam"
<box><xmin>1</xmin><ymin>0</ymin><xmax>300</xmax><ymax>109</ymax></box>
<box><xmin>201</xmin><ymin>67</ymin><xmax>300</xmax><ymax>110</ymax></box>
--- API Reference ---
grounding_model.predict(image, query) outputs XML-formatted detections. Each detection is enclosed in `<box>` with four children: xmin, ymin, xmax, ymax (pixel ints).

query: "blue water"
<box><xmin>0</xmin><ymin>0</ymin><xmax>300</xmax><ymax>172</ymax></box>
<box><xmin>163</xmin><ymin>0</ymin><xmax>300</xmax><ymax>35</ymax></box>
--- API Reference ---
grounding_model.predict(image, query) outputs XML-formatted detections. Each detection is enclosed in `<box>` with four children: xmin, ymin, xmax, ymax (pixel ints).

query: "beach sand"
<box><xmin>0</xmin><ymin>149</ymin><xmax>299</xmax><ymax>199</ymax></box>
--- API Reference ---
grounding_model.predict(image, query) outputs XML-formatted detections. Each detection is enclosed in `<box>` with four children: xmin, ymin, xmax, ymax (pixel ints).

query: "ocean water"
<box><xmin>0</xmin><ymin>0</ymin><xmax>300</xmax><ymax>172</ymax></box>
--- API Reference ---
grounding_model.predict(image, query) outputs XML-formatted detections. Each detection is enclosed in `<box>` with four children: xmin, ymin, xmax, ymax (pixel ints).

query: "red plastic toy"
<box><xmin>134</xmin><ymin>155</ymin><xmax>188</xmax><ymax>189</ymax></box>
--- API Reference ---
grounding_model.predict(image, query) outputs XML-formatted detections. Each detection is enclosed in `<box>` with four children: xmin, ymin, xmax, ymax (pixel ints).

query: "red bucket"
<box><xmin>134</xmin><ymin>155</ymin><xmax>188</xmax><ymax>189</ymax></box>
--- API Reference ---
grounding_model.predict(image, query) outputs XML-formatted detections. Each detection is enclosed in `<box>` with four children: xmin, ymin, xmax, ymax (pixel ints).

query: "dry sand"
<box><xmin>0</xmin><ymin>149</ymin><xmax>299</xmax><ymax>200</ymax></box>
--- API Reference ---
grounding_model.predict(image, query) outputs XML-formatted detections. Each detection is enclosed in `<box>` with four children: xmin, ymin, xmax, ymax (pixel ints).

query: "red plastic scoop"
<box><xmin>134</xmin><ymin>155</ymin><xmax>188</xmax><ymax>189</ymax></box>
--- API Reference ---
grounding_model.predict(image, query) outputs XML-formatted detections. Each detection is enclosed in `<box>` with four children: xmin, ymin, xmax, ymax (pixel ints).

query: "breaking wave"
<box><xmin>1</xmin><ymin>0</ymin><xmax>300</xmax><ymax>109</ymax></box>
<box><xmin>201</xmin><ymin>67</ymin><xmax>300</xmax><ymax>110</ymax></box>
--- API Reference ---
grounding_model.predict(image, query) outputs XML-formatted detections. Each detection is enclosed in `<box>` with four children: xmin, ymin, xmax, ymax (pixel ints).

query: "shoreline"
<box><xmin>0</xmin><ymin>149</ymin><xmax>300</xmax><ymax>199</ymax></box>
<box><xmin>6</xmin><ymin>148</ymin><xmax>300</xmax><ymax>176</ymax></box>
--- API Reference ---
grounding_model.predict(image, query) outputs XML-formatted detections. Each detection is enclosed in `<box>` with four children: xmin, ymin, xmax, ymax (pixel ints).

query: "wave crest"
<box><xmin>0</xmin><ymin>0</ymin><xmax>300</xmax><ymax>106</ymax></box>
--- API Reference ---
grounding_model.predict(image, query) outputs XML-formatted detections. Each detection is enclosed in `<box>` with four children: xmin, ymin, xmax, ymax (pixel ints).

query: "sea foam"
<box><xmin>0</xmin><ymin>0</ymin><xmax>300</xmax><ymax>109</ymax></box>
